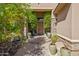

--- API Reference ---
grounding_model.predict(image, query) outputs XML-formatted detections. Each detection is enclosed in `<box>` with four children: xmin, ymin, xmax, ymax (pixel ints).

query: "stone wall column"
<box><xmin>24</xmin><ymin>20</ymin><xmax>28</xmax><ymax>37</ymax></box>
<box><xmin>51</xmin><ymin>10</ymin><xmax>57</xmax><ymax>34</ymax></box>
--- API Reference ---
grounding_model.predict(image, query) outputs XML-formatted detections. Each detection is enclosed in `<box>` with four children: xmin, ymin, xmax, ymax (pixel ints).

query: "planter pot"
<box><xmin>60</xmin><ymin>47</ymin><xmax>71</xmax><ymax>56</ymax></box>
<box><xmin>49</xmin><ymin>44</ymin><xmax>57</xmax><ymax>55</ymax></box>
<box><xmin>27</xmin><ymin>32</ymin><xmax>31</xmax><ymax>38</ymax></box>
<box><xmin>46</xmin><ymin>32</ymin><xmax>51</xmax><ymax>38</ymax></box>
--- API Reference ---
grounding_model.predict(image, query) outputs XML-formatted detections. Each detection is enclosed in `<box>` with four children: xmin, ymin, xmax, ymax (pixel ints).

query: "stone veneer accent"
<box><xmin>57</xmin><ymin>34</ymin><xmax>79</xmax><ymax>56</ymax></box>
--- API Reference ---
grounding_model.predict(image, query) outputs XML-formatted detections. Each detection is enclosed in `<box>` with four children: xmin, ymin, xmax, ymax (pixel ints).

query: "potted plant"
<box><xmin>49</xmin><ymin>34</ymin><xmax>59</xmax><ymax>55</ymax></box>
<box><xmin>60</xmin><ymin>47</ymin><xmax>71</xmax><ymax>56</ymax></box>
<box><xmin>27</xmin><ymin>32</ymin><xmax>32</xmax><ymax>38</ymax></box>
<box><xmin>46</xmin><ymin>32</ymin><xmax>51</xmax><ymax>38</ymax></box>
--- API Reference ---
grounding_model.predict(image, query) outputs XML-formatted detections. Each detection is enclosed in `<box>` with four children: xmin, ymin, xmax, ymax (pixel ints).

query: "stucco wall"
<box><xmin>31</xmin><ymin>3</ymin><xmax>57</xmax><ymax>9</ymax></box>
<box><xmin>57</xmin><ymin>5</ymin><xmax>72</xmax><ymax>39</ymax></box>
<box><xmin>72</xmin><ymin>4</ymin><xmax>79</xmax><ymax>40</ymax></box>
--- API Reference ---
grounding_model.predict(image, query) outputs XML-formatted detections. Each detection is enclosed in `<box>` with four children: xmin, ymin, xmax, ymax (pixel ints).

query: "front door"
<box><xmin>37</xmin><ymin>21</ymin><xmax>44</xmax><ymax>35</ymax></box>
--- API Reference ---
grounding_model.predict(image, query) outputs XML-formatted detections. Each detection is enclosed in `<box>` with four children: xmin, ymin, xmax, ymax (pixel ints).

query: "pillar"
<box><xmin>51</xmin><ymin>10</ymin><xmax>57</xmax><ymax>34</ymax></box>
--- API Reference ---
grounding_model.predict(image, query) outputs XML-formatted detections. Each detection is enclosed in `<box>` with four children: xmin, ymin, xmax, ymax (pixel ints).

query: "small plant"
<box><xmin>49</xmin><ymin>34</ymin><xmax>59</xmax><ymax>55</ymax></box>
<box><xmin>51</xmin><ymin>34</ymin><xmax>59</xmax><ymax>45</ymax></box>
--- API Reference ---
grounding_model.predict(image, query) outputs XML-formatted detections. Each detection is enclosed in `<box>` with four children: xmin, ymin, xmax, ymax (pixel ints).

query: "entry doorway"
<box><xmin>36</xmin><ymin>12</ymin><xmax>44</xmax><ymax>35</ymax></box>
<box><xmin>37</xmin><ymin>18</ymin><xmax>44</xmax><ymax>35</ymax></box>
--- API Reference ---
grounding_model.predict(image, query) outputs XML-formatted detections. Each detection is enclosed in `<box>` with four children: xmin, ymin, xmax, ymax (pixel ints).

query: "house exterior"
<box><xmin>28</xmin><ymin>3</ymin><xmax>79</xmax><ymax>55</ymax></box>
<box><xmin>30</xmin><ymin>3</ymin><xmax>57</xmax><ymax>35</ymax></box>
<box><xmin>53</xmin><ymin>3</ymin><xmax>79</xmax><ymax>56</ymax></box>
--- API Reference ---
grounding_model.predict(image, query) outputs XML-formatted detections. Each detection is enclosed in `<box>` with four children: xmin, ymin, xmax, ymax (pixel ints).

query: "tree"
<box><xmin>27</xmin><ymin>11</ymin><xmax>37</xmax><ymax>35</ymax></box>
<box><xmin>0</xmin><ymin>3</ymin><xmax>31</xmax><ymax>43</ymax></box>
<box><xmin>44</xmin><ymin>12</ymin><xmax>51</xmax><ymax>33</ymax></box>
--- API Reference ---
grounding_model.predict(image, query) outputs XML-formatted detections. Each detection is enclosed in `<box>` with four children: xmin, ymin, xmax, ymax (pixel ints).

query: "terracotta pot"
<box><xmin>49</xmin><ymin>44</ymin><xmax>57</xmax><ymax>55</ymax></box>
<box><xmin>60</xmin><ymin>47</ymin><xmax>71</xmax><ymax>56</ymax></box>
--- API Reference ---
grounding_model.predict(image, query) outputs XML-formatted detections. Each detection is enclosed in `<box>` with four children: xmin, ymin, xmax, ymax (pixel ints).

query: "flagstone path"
<box><xmin>15</xmin><ymin>35</ymin><xmax>64</xmax><ymax>56</ymax></box>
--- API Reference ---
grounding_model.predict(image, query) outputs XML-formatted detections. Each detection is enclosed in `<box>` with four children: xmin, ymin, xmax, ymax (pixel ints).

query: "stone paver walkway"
<box><xmin>15</xmin><ymin>35</ymin><xmax>52</xmax><ymax>56</ymax></box>
<box><xmin>15</xmin><ymin>34</ymin><xmax>65</xmax><ymax>56</ymax></box>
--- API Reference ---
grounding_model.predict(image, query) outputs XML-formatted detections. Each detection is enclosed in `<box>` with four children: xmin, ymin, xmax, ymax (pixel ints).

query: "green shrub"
<box><xmin>51</xmin><ymin>34</ymin><xmax>59</xmax><ymax>45</ymax></box>
<box><xmin>0</xmin><ymin>4</ymin><xmax>31</xmax><ymax>43</ymax></box>
<box><xmin>44</xmin><ymin>12</ymin><xmax>51</xmax><ymax>32</ymax></box>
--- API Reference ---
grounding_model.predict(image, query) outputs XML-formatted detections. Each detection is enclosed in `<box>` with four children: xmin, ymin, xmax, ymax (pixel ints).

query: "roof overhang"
<box><xmin>53</xmin><ymin>3</ymin><xmax>71</xmax><ymax>22</ymax></box>
<box><xmin>53</xmin><ymin>3</ymin><xmax>68</xmax><ymax>16</ymax></box>
<box><xmin>32</xmin><ymin>9</ymin><xmax>52</xmax><ymax>12</ymax></box>
<box><xmin>30</xmin><ymin>3</ymin><xmax>58</xmax><ymax>12</ymax></box>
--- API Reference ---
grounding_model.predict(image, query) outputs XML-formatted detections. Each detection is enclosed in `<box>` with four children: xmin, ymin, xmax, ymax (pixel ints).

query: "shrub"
<box><xmin>0</xmin><ymin>3</ymin><xmax>31</xmax><ymax>43</ymax></box>
<box><xmin>44</xmin><ymin>12</ymin><xmax>51</xmax><ymax>32</ymax></box>
<box><xmin>51</xmin><ymin>34</ymin><xmax>59</xmax><ymax>45</ymax></box>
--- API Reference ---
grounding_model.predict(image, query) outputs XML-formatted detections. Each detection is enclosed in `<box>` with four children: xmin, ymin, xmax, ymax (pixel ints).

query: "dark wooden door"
<box><xmin>37</xmin><ymin>22</ymin><xmax>44</xmax><ymax>35</ymax></box>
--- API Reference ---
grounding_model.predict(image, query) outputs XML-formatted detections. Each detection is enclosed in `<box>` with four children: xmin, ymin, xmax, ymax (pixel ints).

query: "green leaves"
<box><xmin>44</xmin><ymin>12</ymin><xmax>51</xmax><ymax>32</ymax></box>
<box><xmin>0</xmin><ymin>3</ymin><xmax>31</xmax><ymax>43</ymax></box>
<box><xmin>28</xmin><ymin>12</ymin><xmax>37</xmax><ymax>30</ymax></box>
<box><xmin>51</xmin><ymin>34</ymin><xmax>59</xmax><ymax>44</ymax></box>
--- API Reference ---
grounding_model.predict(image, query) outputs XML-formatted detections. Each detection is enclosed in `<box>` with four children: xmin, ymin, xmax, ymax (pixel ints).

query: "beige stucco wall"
<box><xmin>56</xmin><ymin>5</ymin><xmax>72</xmax><ymax>39</ymax></box>
<box><xmin>31</xmin><ymin>3</ymin><xmax>58</xmax><ymax>11</ymax></box>
<box><xmin>72</xmin><ymin>4</ymin><xmax>79</xmax><ymax>40</ymax></box>
<box><xmin>51</xmin><ymin>10</ymin><xmax>56</xmax><ymax>33</ymax></box>
<box><xmin>56</xmin><ymin>3</ymin><xmax>79</xmax><ymax>40</ymax></box>
<box><xmin>53</xmin><ymin>4</ymin><xmax>79</xmax><ymax>55</ymax></box>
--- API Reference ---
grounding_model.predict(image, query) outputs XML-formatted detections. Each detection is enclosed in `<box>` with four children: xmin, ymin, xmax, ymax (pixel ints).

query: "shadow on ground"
<box><xmin>15</xmin><ymin>36</ymin><xmax>46</xmax><ymax>56</ymax></box>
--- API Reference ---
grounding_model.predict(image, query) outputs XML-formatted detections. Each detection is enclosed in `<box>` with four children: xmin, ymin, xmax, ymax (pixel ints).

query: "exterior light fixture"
<box><xmin>38</xmin><ymin>3</ymin><xmax>40</xmax><ymax>6</ymax></box>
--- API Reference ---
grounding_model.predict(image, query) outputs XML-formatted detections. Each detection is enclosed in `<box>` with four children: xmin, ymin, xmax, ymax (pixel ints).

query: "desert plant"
<box><xmin>49</xmin><ymin>34</ymin><xmax>59</xmax><ymax>55</ymax></box>
<box><xmin>51</xmin><ymin>34</ymin><xmax>59</xmax><ymax>45</ymax></box>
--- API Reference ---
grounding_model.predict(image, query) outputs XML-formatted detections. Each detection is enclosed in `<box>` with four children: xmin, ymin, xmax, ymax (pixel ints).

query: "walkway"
<box><xmin>15</xmin><ymin>35</ymin><xmax>65</xmax><ymax>56</ymax></box>
<box><xmin>15</xmin><ymin>35</ymin><xmax>52</xmax><ymax>56</ymax></box>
